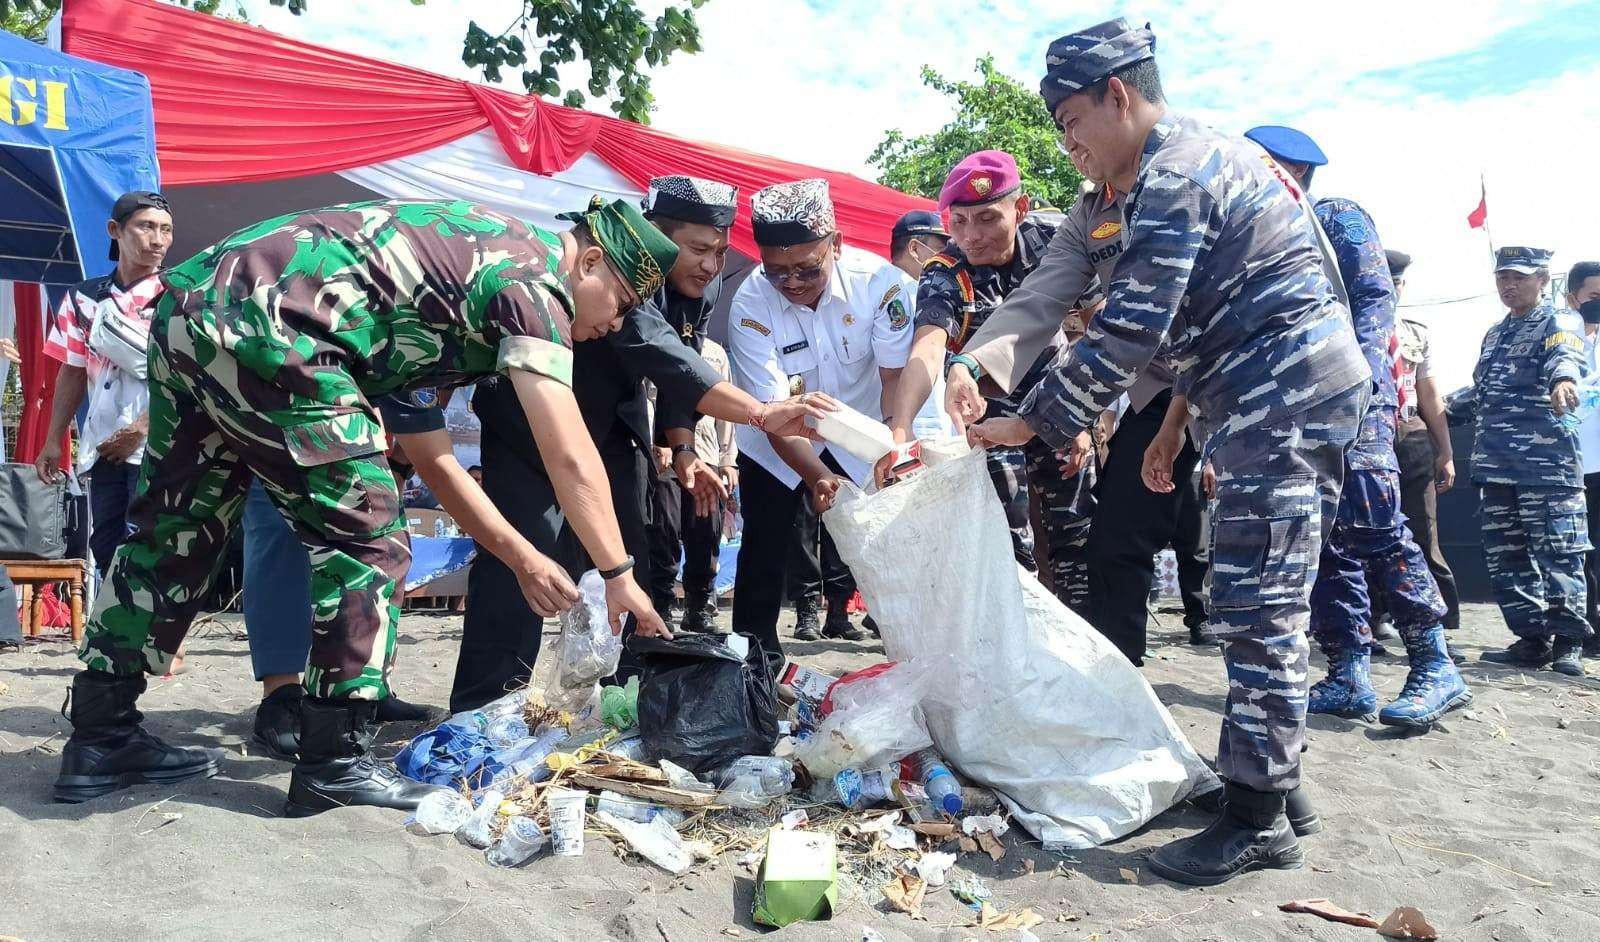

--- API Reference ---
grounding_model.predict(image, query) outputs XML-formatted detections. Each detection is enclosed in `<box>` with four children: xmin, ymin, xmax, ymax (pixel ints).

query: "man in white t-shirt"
<box><xmin>36</xmin><ymin>192</ymin><xmax>172</xmax><ymax>578</ymax></box>
<box><xmin>1567</xmin><ymin>260</ymin><xmax>1600</xmax><ymax>657</ymax></box>
<box><xmin>727</xmin><ymin>178</ymin><xmax>916</xmax><ymax>656</ymax></box>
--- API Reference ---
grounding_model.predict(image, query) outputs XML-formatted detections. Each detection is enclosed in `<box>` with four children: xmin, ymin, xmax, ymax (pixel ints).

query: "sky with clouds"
<box><xmin>229</xmin><ymin>0</ymin><xmax>1598</xmax><ymax>389</ymax></box>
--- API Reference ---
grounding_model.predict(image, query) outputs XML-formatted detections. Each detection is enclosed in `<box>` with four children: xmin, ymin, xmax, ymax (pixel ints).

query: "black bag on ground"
<box><xmin>629</xmin><ymin>632</ymin><xmax>779</xmax><ymax>777</ymax></box>
<box><xmin>0</xmin><ymin>463</ymin><xmax>66</xmax><ymax>559</ymax></box>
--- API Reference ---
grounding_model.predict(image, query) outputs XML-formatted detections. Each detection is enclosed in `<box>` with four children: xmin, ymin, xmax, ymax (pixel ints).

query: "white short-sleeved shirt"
<box><xmin>728</xmin><ymin>244</ymin><xmax>932</xmax><ymax>488</ymax></box>
<box><xmin>1579</xmin><ymin>327</ymin><xmax>1600</xmax><ymax>475</ymax></box>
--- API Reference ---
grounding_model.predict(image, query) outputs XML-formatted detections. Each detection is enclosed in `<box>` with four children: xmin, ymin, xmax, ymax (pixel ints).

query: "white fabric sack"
<box><xmin>825</xmin><ymin>443</ymin><xmax>1218</xmax><ymax>849</ymax></box>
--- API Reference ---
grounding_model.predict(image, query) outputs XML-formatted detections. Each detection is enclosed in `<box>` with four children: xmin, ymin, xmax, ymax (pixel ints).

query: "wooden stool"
<box><xmin>2</xmin><ymin>558</ymin><xmax>88</xmax><ymax>642</ymax></box>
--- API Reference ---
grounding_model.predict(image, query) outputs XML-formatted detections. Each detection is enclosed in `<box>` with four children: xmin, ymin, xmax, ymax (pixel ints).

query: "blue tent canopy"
<box><xmin>0</xmin><ymin>28</ymin><xmax>158</xmax><ymax>285</ymax></box>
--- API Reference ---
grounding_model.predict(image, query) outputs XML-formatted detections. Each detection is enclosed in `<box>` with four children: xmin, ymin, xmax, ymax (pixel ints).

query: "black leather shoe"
<box><xmin>1481</xmin><ymin>637</ymin><xmax>1552</xmax><ymax>667</ymax></box>
<box><xmin>679</xmin><ymin>594</ymin><xmax>716</xmax><ymax>634</ymax></box>
<box><xmin>1147</xmin><ymin>782</ymin><xmax>1304</xmax><ymax>886</ymax></box>
<box><xmin>54</xmin><ymin>671</ymin><xmax>221</xmax><ymax>803</ymax></box>
<box><xmin>1189</xmin><ymin>625</ymin><xmax>1208</xmax><ymax>645</ymax></box>
<box><xmin>793</xmin><ymin>597</ymin><xmax>822</xmax><ymax>642</ymax></box>
<box><xmin>1551</xmin><ymin>637</ymin><xmax>1586</xmax><ymax>677</ymax></box>
<box><xmin>251</xmin><ymin>684</ymin><xmax>304</xmax><ymax>761</ymax></box>
<box><xmin>374</xmin><ymin>693</ymin><xmax>436</xmax><ymax>724</ymax></box>
<box><xmin>284</xmin><ymin>698</ymin><xmax>446</xmax><ymax>817</ymax></box>
<box><xmin>823</xmin><ymin>597</ymin><xmax>867</xmax><ymax>642</ymax></box>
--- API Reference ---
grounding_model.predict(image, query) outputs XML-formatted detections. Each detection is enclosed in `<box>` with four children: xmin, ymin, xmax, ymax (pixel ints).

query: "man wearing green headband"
<box><xmin>53</xmin><ymin>198</ymin><xmax>681</xmax><ymax>818</ymax></box>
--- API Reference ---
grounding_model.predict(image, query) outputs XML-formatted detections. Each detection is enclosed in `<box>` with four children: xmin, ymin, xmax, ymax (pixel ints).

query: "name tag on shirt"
<box><xmin>782</xmin><ymin>340</ymin><xmax>809</xmax><ymax>355</ymax></box>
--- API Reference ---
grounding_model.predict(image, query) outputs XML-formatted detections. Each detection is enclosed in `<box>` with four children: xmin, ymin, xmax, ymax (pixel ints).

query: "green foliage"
<box><xmin>869</xmin><ymin>56</ymin><xmax>1083</xmax><ymax>209</ymax></box>
<box><xmin>1</xmin><ymin>0</ymin><xmax>243</xmax><ymax>40</ymax></box>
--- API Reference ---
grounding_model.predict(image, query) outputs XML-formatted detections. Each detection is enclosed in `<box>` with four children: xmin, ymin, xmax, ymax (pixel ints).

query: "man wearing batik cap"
<box><xmin>452</xmin><ymin>184</ymin><xmax>834</xmax><ymax>709</ymax></box>
<box><xmin>966</xmin><ymin>19</ymin><xmax>1369</xmax><ymax>884</ymax></box>
<box><xmin>883</xmin><ymin>150</ymin><xmax>1095</xmax><ymax>615</ymax></box>
<box><xmin>1470</xmin><ymin>246</ymin><xmax>1592</xmax><ymax>676</ymax></box>
<box><xmin>56</xmin><ymin>197</ymin><xmax>679</xmax><ymax>816</ymax></box>
<box><xmin>1245</xmin><ymin>125</ymin><xmax>1470</xmax><ymax>728</ymax></box>
<box><xmin>728</xmin><ymin>178</ymin><xmax>918</xmax><ymax>656</ymax></box>
<box><xmin>889</xmin><ymin>210</ymin><xmax>949</xmax><ymax>279</ymax></box>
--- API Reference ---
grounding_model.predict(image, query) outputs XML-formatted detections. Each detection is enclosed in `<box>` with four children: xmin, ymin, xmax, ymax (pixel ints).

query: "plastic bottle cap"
<box><xmin>939</xmin><ymin>794</ymin><xmax>964</xmax><ymax>815</ymax></box>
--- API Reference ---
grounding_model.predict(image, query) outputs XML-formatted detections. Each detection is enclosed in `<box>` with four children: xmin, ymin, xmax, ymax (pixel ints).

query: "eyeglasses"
<box><xmin>762</xmin><ymin>262</ymin><xmax>829</xmax><ymax>287</ymax></box>
<box><xmin>602</xmin><ymin>254</ymin><xmax>642</xmax><ymax>316</ymax></box>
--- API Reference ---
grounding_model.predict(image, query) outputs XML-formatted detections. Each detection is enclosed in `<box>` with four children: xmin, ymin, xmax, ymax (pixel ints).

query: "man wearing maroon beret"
<box><xmin>883</xmin><ymin>150</ymin><xmax>1095</xmax><ymax>614</ymax></box>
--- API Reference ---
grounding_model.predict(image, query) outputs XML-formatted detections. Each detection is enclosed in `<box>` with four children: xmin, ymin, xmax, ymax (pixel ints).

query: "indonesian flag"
<box><xmin>1467</xmin><ymin>179</ymin><xmax>1488</xmax><ymax>229</ymax></box>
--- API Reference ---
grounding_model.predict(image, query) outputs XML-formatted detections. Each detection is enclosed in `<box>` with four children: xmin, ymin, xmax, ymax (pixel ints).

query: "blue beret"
<box><xmin>1039</xmin><ymin>18</ymin><xmax>1156</xmax><ymax>112</ymax></box>
<box><xmin>1494</xmin><ymin>246</ymin><xmax>1553</xmax><ymax>273</ymax></box>
<box><xmin>1243</xmin><ymin>126</ymin><xmax>1328</xmax><ymax>167</ymax></box>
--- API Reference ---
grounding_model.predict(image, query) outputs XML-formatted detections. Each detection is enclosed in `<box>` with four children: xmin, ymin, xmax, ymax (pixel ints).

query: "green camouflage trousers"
<box><xmin>78</xmin><ymin>294</ymin><xmax>409</xmax><ymax>700</ymax></box>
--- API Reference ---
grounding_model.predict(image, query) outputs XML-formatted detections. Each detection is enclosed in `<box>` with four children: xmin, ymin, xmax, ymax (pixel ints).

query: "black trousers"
<box><xmin>1085</xmin><ymin>391</ymin><xmax>1205</xmax><ymax>664</ymax></box>
<box><xmin>786</xmin><ymin>497</ymin><xmax>853</xmax><ymax>604</ymax></box>
<box><xmin>1380</xmin><ymin>422</ymin><xmax>1459</xmax><ymax>630</ymax></box>
<box><xmin>88</xmin><ymin>458</ymin><xmax>140</xmax><ymax>578</ymax></box>
<box><xmin>450</xmin><ymin>384</ymin><xmax>654</xmax><ymax>713</ymax></box>
<box><xmin>1585</xmin><ymin>471</ymin><xmax>1600</xmax><ymax>631</ymax></box>
<box><xmin>733</xmin><ymin>452</ymin><xmax>852</xmax><ymax>661</ymax></box>
<box><xmin>645</xmin><ymin>472</ymin><xmax>722</xmax><ymax>604</ymax></box>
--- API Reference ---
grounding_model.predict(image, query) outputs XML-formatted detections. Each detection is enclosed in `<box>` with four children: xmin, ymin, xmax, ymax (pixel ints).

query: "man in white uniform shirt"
<box><xmin>728</xmin><ymin>178</ymin><xmax>916</xmax><ymax>659</ymax></box>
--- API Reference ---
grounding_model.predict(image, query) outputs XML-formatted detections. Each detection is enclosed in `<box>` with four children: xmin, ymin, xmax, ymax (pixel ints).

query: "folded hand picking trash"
<box><xmin>824</xmin><ymin>440</ymin><xmax>1219</xmax><ymax>849</ymax></box>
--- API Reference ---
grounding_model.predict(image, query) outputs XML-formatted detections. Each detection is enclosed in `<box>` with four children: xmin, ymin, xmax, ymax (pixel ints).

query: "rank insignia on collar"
<box><xmin>681</xmin><ymin>321</ymin><xmax>694</xmax><ymax>340</ymax></box>
<box><xmin>789</xmin><ymin>374</ymin><xmax>806</xmax><ymax>396</ymax></box>
<box><xmin>971</xmin><ymin>176</ymin><xmax>993</xmax><ymax>197</ymax></box>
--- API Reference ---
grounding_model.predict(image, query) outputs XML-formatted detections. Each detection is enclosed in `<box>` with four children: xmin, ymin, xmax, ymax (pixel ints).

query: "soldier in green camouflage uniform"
<box><xmin>56</xmin><ymin>198</ymin><xmax>678</xmax><ymax>816</ymax></box>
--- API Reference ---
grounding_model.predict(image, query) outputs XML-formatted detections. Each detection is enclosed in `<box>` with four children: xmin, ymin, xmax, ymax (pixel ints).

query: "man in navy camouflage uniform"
<box><xmin>1246</xmin><ymin>126</ymin><xmax>1470</xmax><ymax>727</ymax></box>
<box><xmin>970</xmin><ymin>20</ymin><xmax>1367</xmax><ymax>885</ymax></box>
<box><xmin>885</xmin><ymin>150</ymin><xmax>1094</xmax><ymax>614</ymax></box>
<box><xmin>1469</xmin><ymin>246</ymin><xmax>1592</xmax><ymax>676</ymax></box>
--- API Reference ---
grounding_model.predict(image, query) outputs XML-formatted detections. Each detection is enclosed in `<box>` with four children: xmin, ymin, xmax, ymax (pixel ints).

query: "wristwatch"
<box><xmin>599</xmin><ymin>555</ymin><xmax>635</xmax><ymax>580</ymax></box>
<box><xmin>948</xmin><ymin>353</ymin><xmax>983</xmax><ymax>380</ymax></box>
<box><xmin>671</xmin><ymin>443</ymin><xmax>695</xmax><ymax>458</ymax></box>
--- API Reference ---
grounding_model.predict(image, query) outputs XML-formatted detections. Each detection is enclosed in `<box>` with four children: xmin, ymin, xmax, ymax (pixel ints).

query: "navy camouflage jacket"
<box><xmin>1470</xmin><ymin>302</ymin><xmax>1585</xmax><ymax>488</ymax></box>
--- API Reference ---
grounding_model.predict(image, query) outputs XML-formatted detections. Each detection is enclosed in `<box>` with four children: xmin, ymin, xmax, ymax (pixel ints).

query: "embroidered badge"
<box><xmin>788</xmin><ymin>374</ymin><xmax>806</xmax><ymax>396</ymax></box>
<box><xmin>879</xmin><ymin>284</ymin><xmax>902</xmax><ymax>308</ymax></box>
<box><xmin>1090</xmin><ymin>221</ymin><xmax>1122</xmax><ymax>240</ymax></box>
<box><xmin>887</xmin><ymin>298</ymin><xmax>909</xmax><ymax>331</ymax></box>
<box><xmin>740</xmin><ymin>318</ymin><xmax>771</xmax><ymax>336</ymax></box>
<box><xmin>410</xmin><ymin>387</ymin><xmax>439</xmax><ymax>409</ymax></box>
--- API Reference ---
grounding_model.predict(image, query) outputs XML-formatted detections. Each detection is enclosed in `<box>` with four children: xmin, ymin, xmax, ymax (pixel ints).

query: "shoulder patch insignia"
<box><xmin>1546</xmin><ymin>330</ymin><xmax>1583</xmax><ymax>351</ymax></box>
<box><xmin>1090</xmin><ymin>221</ymin><xmax>1122</xmax><ymax>240</ymax></box>
<box><xmin>1334</xmin><ymin>210</ymin><xmax>1369</xmax><ymax>244</ymax></box>
<box><xmin>887</xmin><ymin>298</ymin><xmax>909</xmax><ymax>330</ymax></box>
<box><xmin>878</xmin><ymin>283</ymin><xmax>901</xmax><ymax>309</ymax></box>
<box><xmin>410</xmin><ymin>387</ymin><xmax>439</xmax><ymax>409</ymax></box>
<box><xmin>739</xmin><ymin>318</ymin><xmax>771</xmax><ymax>337</ymax></box>
<box><xmin>924</xmin><ymin>253</ymin><xmax>961</xmax><ymax>270</ymax></box>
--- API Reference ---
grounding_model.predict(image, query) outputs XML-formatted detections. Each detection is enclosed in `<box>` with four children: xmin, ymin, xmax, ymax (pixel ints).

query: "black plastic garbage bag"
<box><xmin>629</xmin><ymin>632</ymin><xmax>779</xmax><ymax>776</ymax></box>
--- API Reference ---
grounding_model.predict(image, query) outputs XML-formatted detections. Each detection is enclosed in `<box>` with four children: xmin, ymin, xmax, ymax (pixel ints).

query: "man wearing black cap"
<box><xmin>37</xmin><ymin>192</ymin><xmax>172</xmax><ymax>578</ymax></box>
<box><xmin>967</xmin><ymin>19</ymin><xmax>1369</xmax><ymax>885</ymax></box>
<box><xmin>889</xmin><ymin>211</ymin><xmax>949</xmax><ymax>280</ymax></box>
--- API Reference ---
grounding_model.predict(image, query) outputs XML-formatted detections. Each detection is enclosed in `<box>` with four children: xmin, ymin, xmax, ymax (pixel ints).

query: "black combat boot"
<box><xmin>1190</xmin><ymin>782</ymin><xmax>1321</xmax><ymax>836</ymax></box>
<box><xmin>822</xmin><ymin>593</ymin><xmax>867</xmax><ymax>642</ymax></box>
<box><xmin>1481</xmin><ymin>636</ymin><xmax>1552</xmax><ymax>667</ymax></box>
<box><xmin>283</xmin><ymin>698</ymin><xmax>446</xmax><ymax>817</ymax></box>
<box><xmin>251</xmin><ymin>684</ymin><xmax>304</xmax><ymax>761</ymax></box>
<box><xmin>54</xmin><ymin>671</ymin><xmax>222</xmax><ymax>803</ymax></box>
<box><xmin>793</xmin><ymin>596</ymin><xmax>823</xmax><ymax>642</ymax></box>
<box><xmin>1147</xmin><ymin>781</ymin><xmax>1304</xmax><ymax>886</ymax></box>
<box><xmin>374</xmin><ymin>692</ymin><xmax>437</xmax><ymax>723</ymax></box>
<box><xmin>680</xmin><ymin>593</ymin><xmax>716</xmax><ymax>634</ymax></box>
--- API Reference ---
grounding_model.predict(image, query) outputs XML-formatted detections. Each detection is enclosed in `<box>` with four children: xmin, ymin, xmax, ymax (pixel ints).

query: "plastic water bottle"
<box><xmin>905</xmin><ymin>749</ymin><xmax>964</xmax><ymax>816</ymax></box>
<box><xmin>1560</xmin><ymin>386</ymin><xmax>1600</xmax><ymax>431</ymax></box>
<box><xmin>441</xmin><ymin>709</ymin><xmax>488</xmax><ymax>735</ymax></box>
<box><xmin>412</xmin><ymin>790</ymin><xmax>473</xmax><ymax>835</ymax></box>
<box><xmin>458</xmin><ymin>788</ymin><xmax>504</xmax><ymax>848</ymax></box>
<box><xmin>486</xmin><ymin>816</ymin><xmax>547</xmax><ymax>868</ymax></box>
<box><xmin>489</xmin><ymin>726</ymin><xmax>566</xmax><ymax>788</ymax></box>
<box><xmin>485</xmin><ymin>714</ymin><xmax>529</xmax><ymax>748</ymax></box>
<box><xmin>433</xmin><ymin>518</ymin><xmax>448</xmax><ymax>538</ymax></box>
<box><xmin>607</xmin><ymin>735</ymin><xmax>647</xmax><ymax>762</ymax></box>
<box><xmin>834</xmin><ymin>767</ymin><xmax>892</xmax><ymax>810</ymax></box>
<box><xmin>594</xmin><ymin>790</ymin><xmax>683</xmax><ymax>826</ymax></box>
<box><xmin>718</xmin><ymin>756</ymin><xmax>795</xmax><ymax>795</ymax></box>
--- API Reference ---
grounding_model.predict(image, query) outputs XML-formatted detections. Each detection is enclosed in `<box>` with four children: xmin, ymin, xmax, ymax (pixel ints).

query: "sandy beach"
<box><xmin>3</xmin><ymin>602</ymin><xmax>1597</xmax><ymax>942</ymax></box>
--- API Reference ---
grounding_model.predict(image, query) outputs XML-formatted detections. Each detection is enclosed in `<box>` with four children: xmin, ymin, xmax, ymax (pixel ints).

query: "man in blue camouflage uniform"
<box><xmin>1245</xmin><ymin>126</ymin><xmax>1469</xmax><ymax>728</ymax></box>
<box><xmin>884</xmin><ymin>150</ymin><xmax>1094</xmax><ymax>614</ymax></box>
<box><xmin>1469</xmin><ymin>246</ymin><xmax>1591</xmax><ymax>676</ymax></box>
<box><xmin>969</xmin><ymin>20</ymin><xmax>1368</xmax><ymax>885</ymax></box>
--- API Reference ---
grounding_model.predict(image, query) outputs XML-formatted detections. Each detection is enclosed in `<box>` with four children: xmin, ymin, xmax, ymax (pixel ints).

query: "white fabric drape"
<box><xmin>335</xmin><ymin>129</ymin><xmax>645</xmax><ymax>230</ymax></box>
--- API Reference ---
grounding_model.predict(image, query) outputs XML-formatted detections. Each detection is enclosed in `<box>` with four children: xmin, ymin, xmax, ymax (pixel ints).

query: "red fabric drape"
<box><xmin>13</xmin><ymin>282</ymin><xmax>69</xmax><ymax>466</ymax></box>
<box><xmin>62</xmin><ymin>0</ymin><xmax>934</xmax><ymax>258</ymax></box>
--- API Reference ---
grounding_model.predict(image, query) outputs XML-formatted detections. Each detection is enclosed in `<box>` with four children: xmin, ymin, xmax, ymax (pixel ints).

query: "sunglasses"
<box><xmin>762</xmin><ymin>262</ymin><xmax>829</xmax><ymax>287</ymax></box>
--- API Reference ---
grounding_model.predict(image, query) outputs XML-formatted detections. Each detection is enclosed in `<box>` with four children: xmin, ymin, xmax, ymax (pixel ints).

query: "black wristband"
<box><xmin>599</xmin><ymin>555</ymin><xmax>635</xmax><ymax>581</ymax></box>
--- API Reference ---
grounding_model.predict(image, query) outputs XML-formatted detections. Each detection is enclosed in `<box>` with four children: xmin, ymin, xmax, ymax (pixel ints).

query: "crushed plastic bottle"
<box><xmin>717</xmin><ymin>756</ymin><xmax>794</xmax><ymax>795</ymax></box>
<box><xmin>486</xmin><ymin>815</ymin><xmax>546</xmax><ymax>868</ymax></box>
<box><xmin>904</xmin><ymin>749</ymin><xmax>963</xmax><ymax>816</ymax></box>
<box><xmin>1559</xmin><ymin>386</ymin><xmax>1600</xmax><ymax>431</ymax></box>
<box><xmin>458</xmin><ymin>788</ymin><xmax>505</xmax><ymax>848</ymax></box>
<box><xmin>412</xmin><ymin>790</ymin><xmax>473</xmax><ymax>835</ymax></box>
<box><xmin>834</xmin><ymin>767</ymin><xmax>892</xmax><ymax>810</ymax></box>
<box><xmin>595</xmin><ymin>790</ymin><xmax>684</xmax><ymax>827</ymax></box>
<box><xmin>489</xmin><ymin>726</ymin><xmax>566</xmax><ymax>788</ymax></box>
<box><xmin>606</xmin><ymin>735</ymin><xmax>647</xmax><ymax>762</ymax></box>
<box><xmin>485</xmin><ymin>714</ymin><xmax>529</xmax><ymax>748</ymax></box>
<box><xmin>594</xmin><ymin>811</ymin><xmax>692</xmax><ymax>874</ymax></box>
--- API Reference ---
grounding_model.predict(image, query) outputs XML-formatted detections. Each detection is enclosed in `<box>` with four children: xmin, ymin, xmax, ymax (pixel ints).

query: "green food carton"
<box><xmin>751</xmin><ymin>827</ymin><xmax>838</xmax><ymax>928</ymax></box>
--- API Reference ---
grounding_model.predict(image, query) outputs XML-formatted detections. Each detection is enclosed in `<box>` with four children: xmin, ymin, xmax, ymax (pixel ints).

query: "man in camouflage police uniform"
<box><xmin>56</xmin><ymin>198</ymin><xmax>676</xmax><ymax>816</ymax></box>
<box><xmin>1470</xmin><ymin>246</ymin><xmax>1592</xmax><ymax>676</ymax></box>
<box><xmin>885</xmin><ymin>150</ymin><xmax>1094</xmax><ymax>613</ymax></box>
<box><xmin>1246</xmin><ymin>126</ymin><xmax>1469</xmax><ymax>728</ymax></box>
<box><xmin>969</xmin><ymin>20</ymin><xmax>1368</xmax><ymax>885</ymax></box>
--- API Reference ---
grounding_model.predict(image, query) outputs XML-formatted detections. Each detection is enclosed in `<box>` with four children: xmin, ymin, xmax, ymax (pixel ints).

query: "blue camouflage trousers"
<box><xmin>986</xmin><ymin>438</ymin><xmax>1094</xmax><ymax>616</ymax></box>
<box><xmin>1207</xmin><ymin>383</ymin><xmax>1364</xmax><ymax>792</ymax></box>
<box><xmin>1479</xmin><ymin>484</ymin><xmax>1592</xmax><ymax>641</ymax></box>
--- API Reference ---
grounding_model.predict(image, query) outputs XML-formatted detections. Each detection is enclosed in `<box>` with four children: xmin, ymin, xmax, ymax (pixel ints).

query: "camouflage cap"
<box><xmin>558</xmin><ymin>196</ymin><xmax>679</xmax><ymax>300</ymax></box>
<box><xmin>1494</xmin><ymin>246</ymin><xmax>1553</xmax><ymax>274</ymax></box>
<box><xmin>1039</xmin><ymin>18</ymin><xmax>1156</xmax><ymax>112</ymax></box>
